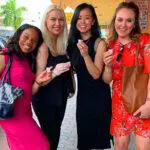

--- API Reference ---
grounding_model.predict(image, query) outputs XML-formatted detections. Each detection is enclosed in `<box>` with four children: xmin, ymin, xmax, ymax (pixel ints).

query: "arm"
<box><xmin>102</xmin><ymin>50</ymin><xmax>113</xmax><ymax>84</ymax></box>
<box><xmin>147</xmin><ymin>75</ymin><xmax>150</xmax><ymax>99</ymax></box>
<box><xmin>35</xmin><ymin>42</ymin><xmax>48</xmax><ymax>76</ymax></box>
<box><xmin>102</xmin><ymin>66</ymin><xmax>112</xmax><ymax>84</ymax></box>
<box><xmin>32</xmin><ymin>70</ymin><xmax>52</xmax><ymax>95</ymax></box>
<box><xmin>32</xmin><ymin>43</ymin><xmax>71</xmax><ymax>94</ymax></box>
<box><xmin>77</xmin><ymin>40</ymin><xmax>106</xmax><ymax>80</ymax></box>
<box><xmin>133</xmin><ymin>34</ymin><xmax>150</xmax><ymax>118</ymax></box>
<box><xmin>0</xmin><ymin>53</ymin><xmax>5</xmax><ymax>74</ymax></box>
<box><xmin>133</xmin><ymin>75</ymin><xmax>150</xmax><ymax>118</ymax></box>
<box><xmin>32</xmin><ymin>81</ymin><xmax>40</xmax><ymax>95</ymax></box>
<box><xmin>32</xmin><ymin>42</ymin><xmax>49</xmax><ymax>94</ymax></box>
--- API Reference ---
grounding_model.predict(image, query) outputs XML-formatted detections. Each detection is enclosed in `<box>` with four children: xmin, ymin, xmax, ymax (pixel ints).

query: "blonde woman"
<box><xmin>32</xmin><ymin>4</ymin><xmax>74</xmax><ymax>150</ymax></box>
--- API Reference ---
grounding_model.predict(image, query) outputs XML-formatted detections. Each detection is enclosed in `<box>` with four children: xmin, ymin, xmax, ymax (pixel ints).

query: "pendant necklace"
<box><xmin>84</xmin><ymin>39</ymin><xmax>90</xmax><ymax>45</ymax></box>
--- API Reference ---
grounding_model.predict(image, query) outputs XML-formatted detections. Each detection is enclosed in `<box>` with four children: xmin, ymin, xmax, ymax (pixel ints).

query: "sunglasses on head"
<box><xmin>117</xmin><ymin>44</ymin><xmax>124</xmax><ymax>61</ymax></box>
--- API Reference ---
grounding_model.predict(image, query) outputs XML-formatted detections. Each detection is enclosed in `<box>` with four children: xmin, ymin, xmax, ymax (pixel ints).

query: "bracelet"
<box><xmin>35</xmin><ymin>80</ymin><xmax>41</xmax><ymax>87</ymax></box>
<box><xmin>105</xmin><ymin>67</ymin><xmax>112</xmax><ymax>73</ymax></box>
<box><xmin>82</xmin><ymin>53</ymin><xmax>88</xmax><ymax>58</ymax></box>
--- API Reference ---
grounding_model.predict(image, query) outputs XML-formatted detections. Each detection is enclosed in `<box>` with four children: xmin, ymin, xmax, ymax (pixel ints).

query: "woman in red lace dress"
<box><xmin>103</xmin><ymin>2</ymin><xmax>150</xmax><ymax>150</ymax></box>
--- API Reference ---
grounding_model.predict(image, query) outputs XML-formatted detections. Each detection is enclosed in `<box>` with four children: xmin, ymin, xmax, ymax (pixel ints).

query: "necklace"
<box><xmin>83</xmin><ymin>39</ymin><xmax>90</xmax><ymax>45</ymax></box>
<box><xmin>50</xmin><ymin>49</ymin><xmax>58</xmax><ymax>56</ymax></box>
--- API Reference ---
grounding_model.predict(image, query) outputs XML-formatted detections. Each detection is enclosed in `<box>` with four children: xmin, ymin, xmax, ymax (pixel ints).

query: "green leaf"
<box><xmin>0</xmin><ymin>0</ymin><xmax>28</xmax><ymax>30</ymax></box>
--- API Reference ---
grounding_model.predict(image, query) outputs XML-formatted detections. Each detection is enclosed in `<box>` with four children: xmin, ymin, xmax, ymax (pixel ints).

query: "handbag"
<box><xmin>122</xmin><ymin>42</ymin><xmax>149</xmax><ymax>114</ymax></box>
<box><xmin>0</xmin><ymin>55</ymin><xmax>24</xmax><ymax>119</ymax></box>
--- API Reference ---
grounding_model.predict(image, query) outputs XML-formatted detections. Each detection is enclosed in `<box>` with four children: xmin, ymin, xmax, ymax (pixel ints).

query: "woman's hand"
<box><xmin>133</xmin><ymin>100</ymin><xmax>150</xmax><ymax>119</ymax></box>
<box><xmin>134</xmin><ymin>75</ymin><xmax>150</xmax><ymax>119</ymax></box>
<box><xmin>35</xmin><ymin>70</ymin><xmax>52</xmax><ymax>86</ymax></box>
<box><xmin>102</xmin><ymin>49</ymin><xmax>113</xmax><ymax>83</ymax></box>
<box><xmin>77</xmin><ymin>40</ymin><xmax>89</xmax><ymax>58</ymax></box>
<box><xmin>103</xmin><ymin>49</ymin><xmax>113</xmax><ymax>67</ymax></box>
<box><xmin>52</xmin><ymin>62</ymin><xmax>71</xmax><ymax>78</ymax></box>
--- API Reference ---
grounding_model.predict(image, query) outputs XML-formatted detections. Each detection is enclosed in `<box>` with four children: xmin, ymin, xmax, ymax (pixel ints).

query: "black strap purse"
<box><xmin>0</xmin><ymin>55</ymin><xmax>24</xmax><ymax>119</ymax></box>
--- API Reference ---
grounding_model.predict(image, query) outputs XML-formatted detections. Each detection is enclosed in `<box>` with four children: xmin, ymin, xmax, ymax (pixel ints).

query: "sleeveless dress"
<box><xmin>32</xmin><ymin>50</ymin><xmax>73</xmax><ymax>150</ymax></box>
<box><xmin>0</xmin><ymin>50</ymin><xmax>49</xmax><ymax>150</ymax></box>
<box><xmin>110</xmin><ymin>34</ymin><xmax>150</xmax><ymax>137</ymax></box>
<box><xmin>68</xmin><ymin>36</ymin><xmax>112</xmax><ymax>149</ymax></box>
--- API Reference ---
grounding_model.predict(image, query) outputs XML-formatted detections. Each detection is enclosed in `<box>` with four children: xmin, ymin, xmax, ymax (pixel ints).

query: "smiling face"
<box><xmin>19</xmin><ymin>28</ymin><xmax>39</xmax><ymax>54</ymax></box>
<box><xmin>115</xmin><ymin>8</ymin><xmax>135</xmax><ymax>39</ymax></box>
<box><xmin>76</xmin><ymin>8</ymin><xmax>95</xmax><ymax>34</ymax></box>
<box><xmin>46</xmin><ymin>9</ymin><xmax>65</xmax><ymax>36</ymax></box>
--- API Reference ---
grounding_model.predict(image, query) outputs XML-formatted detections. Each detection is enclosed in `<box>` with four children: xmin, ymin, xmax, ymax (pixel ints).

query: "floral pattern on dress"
<box><xmin>109</xmin><ymin>33</ymin><xmax>150</xmax><ymax>138</ymax></box>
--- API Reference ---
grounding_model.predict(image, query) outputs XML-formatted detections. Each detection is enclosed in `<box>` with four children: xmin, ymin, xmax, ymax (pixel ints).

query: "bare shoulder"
<box><xmin>98</xmin><ymin>39</ymin><xmax>107</xmax><ymax>47</ymax></box>
<box><xmin>37</xmin><ymin>42</ymin><xmax>48</xmax><ymax>58</ymax></box>
<box><xmin>39</xmin><ymin>42</ymin><xmax>48</xmax><ymax>53</ymax></box>
<box><xmin>36</xmin><ymin>42</ymin><xmax>48</xmax><ymax>73</ymax></box>
<box><xmin>95</xmin><ymin>38</ymin><xmax>107</xmax><ymax>53</ymax></box>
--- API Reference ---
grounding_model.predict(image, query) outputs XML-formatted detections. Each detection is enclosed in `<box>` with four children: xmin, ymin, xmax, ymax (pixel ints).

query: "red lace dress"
<box><xmin>109</xmin><ymin>34</ymin><xmax>150</xmax><ymax>138</ymax></box>
<box><xmin>0</xmin><ymin>50</ymin><xmax>49</xmax><ymax>150</ymax></box>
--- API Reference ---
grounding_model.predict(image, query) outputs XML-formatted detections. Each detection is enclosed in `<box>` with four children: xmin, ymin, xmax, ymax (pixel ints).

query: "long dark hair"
<box><xmin>107</xmin><ymin>1</ymin><xmax>141</xmax><ymax>41</ymax></box>
<box><xmin>6</xmin><ymin>24</ymin><xmax>43</xmax><ymax>72</ymax></box>
<box><xmin>68</xmin><ymin>3</ymin><xmax>100</xmax><ymax>44</ymax></box>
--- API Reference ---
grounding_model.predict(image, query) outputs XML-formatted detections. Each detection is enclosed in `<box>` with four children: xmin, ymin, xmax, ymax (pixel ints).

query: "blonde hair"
<box><xmin>41</xmin><ymin>4</ymin><xmax>68</xmax><ymax>55</ymax></box>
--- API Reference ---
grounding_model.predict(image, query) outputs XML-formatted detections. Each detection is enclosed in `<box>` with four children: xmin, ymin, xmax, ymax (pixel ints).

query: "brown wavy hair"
<box><xmin>107</xmin><ymin>1</ymin><xmax>141</xmax><ymax>41</ymax></box>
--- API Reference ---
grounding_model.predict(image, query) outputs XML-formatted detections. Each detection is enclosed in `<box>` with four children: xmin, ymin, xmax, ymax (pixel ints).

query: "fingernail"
<box><xmin>78</xmin><ymin>39</ymin><xmax>83</xmax><ymax>43</ymax></box>
<box><xmin>46</xmin><ymin>67</ymin><xmax>51</xmax><ymax>72</ymax></box>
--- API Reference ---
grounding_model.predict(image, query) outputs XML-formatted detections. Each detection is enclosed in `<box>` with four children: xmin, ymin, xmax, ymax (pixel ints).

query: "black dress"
<box><xmin>67</xmin><ymin>36</ymin><xmax>112</xmax><ymax>149</ymax></box>
<box><xmin>32</xmin><ymin>50</ymin><xmax>74</xmax><ymax>150</ymax></box>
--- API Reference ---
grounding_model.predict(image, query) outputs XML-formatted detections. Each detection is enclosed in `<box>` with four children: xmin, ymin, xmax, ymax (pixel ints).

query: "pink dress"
<box><xmin>0</xmin><ymin>50</ymin><xmax>50</xmax><ymax>150</ymax></box>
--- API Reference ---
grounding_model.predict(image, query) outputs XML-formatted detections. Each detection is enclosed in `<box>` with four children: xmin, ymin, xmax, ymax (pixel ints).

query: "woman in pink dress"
<box><xmin>0</xmin><ymin>24</ymin><xmax>50</xmax><ymax>150</ymax></box>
